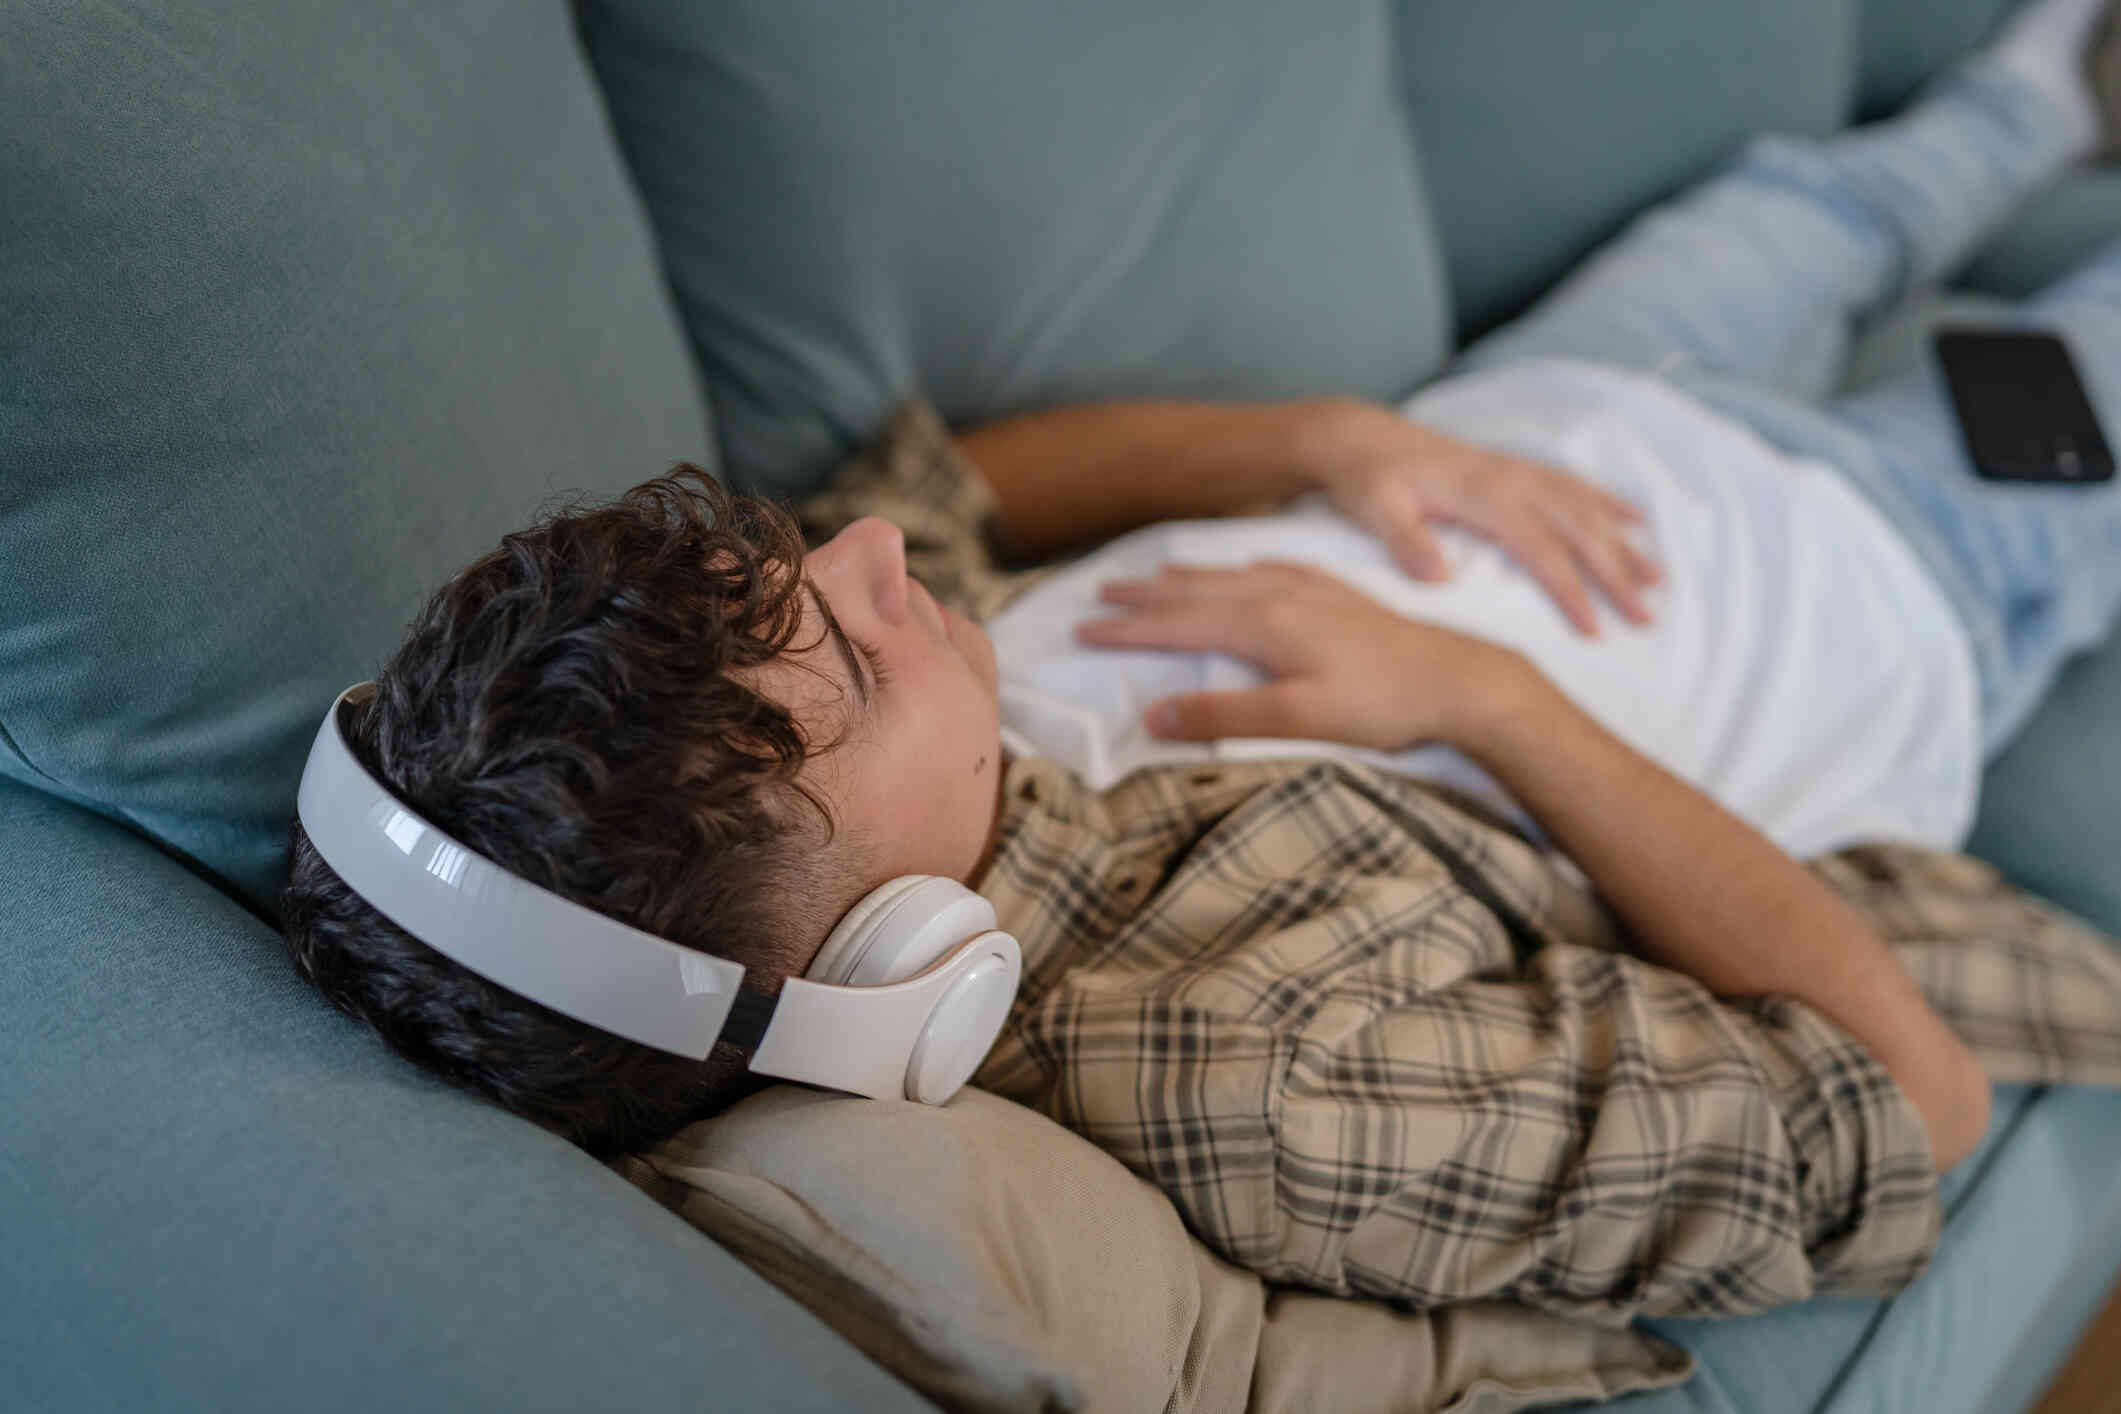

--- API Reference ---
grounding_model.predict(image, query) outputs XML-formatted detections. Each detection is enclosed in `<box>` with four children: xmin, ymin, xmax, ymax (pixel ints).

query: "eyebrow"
<box><xmin>805</xmin><ymin>580</ymin><xmax>872</xmax><ymax>709</ymax></box>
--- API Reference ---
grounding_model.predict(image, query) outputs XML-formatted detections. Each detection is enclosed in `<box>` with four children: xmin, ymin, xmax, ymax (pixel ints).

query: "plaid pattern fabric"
<box><xmin>803</xmin><ymin>399</ymin><xmax>2121</xmax><ymax>1329</ymax></box>
<box><xmin>969</xmin><ymin>754</ymin><xmax>2121</xmax><ymax>1324</ymax></box>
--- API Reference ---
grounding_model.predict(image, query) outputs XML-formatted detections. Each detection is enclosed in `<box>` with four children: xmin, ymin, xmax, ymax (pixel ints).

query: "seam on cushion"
<box><xmin>0</xmin><ymin>711</ymin><xmax>60</xmax><ymax>786</ymax></box>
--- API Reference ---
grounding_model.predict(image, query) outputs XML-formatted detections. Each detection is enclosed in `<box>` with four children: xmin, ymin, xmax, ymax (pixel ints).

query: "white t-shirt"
<box><xmin>986</xmin><ymin>356</ymin><xmax>1982</xmax><ymax>862</ymax></box>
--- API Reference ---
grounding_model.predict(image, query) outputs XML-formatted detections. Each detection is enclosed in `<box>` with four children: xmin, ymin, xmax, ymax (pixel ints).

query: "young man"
<box><xmin>284</xmin><ymin>0</ymin><xmax>2121</xmax><ymax>1324</ymax></box>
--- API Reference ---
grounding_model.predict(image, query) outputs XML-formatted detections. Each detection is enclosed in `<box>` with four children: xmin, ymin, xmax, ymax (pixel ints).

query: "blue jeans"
<box><xmin>1454</xmin><ymin>57</ymin><xmax>2121</xmax><ymax>762</ymax></box>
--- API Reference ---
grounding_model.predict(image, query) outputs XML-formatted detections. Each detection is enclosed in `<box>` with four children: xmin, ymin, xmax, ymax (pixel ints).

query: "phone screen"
<box><xmin>1933</xmin><ymin>327</ymin><xmax>2114</xmax><ymax>485</ymax></box>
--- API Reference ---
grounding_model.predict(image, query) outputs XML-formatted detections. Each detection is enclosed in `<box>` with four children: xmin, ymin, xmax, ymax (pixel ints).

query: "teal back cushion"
<box><xmin>0</xmin><ymin>779</ymin><xmax>929</xmax><ymax>1413</ymax></box>
<box><xmin>1855</xmin><ymin>0</ymin><xmax>2016</xmax><ymax>117</ymax></box>
<box><xmin>576</xmin><ymin>0</ymin><xmax>1453</xmax><ymax>499</ymax></box>
<box><xmin>1971</xmin><ymin>629</ymin><xmax>2121</xmax><ymax>939</ymax></box>
<box><xmin>0</xmin><ymin>0</ymin><xmax>708</xmax><ymax>914</ymax></box>
<box><xmin>1395</xmin><ymin>0</ymin><xmax>1858</xmax><ymax>336</ymax></box>
<box><xmin>1850</xmin><ymin>0</ymin><xmax>2121</xmax><ymax>305</ymax></box>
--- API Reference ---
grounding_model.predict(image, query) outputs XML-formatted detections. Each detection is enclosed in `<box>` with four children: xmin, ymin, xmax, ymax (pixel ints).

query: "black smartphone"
<box><xmin>1932</xmin><ymin>326</ymin><xmax>2114</xmax><ymax>485</ymax></box>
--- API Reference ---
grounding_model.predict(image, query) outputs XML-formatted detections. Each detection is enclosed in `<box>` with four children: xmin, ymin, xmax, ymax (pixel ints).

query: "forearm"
<box><xmin>1452</xmin><ymin>660</ymin><xmax>1993</xmax><ymax>1170</ymax></box>
<box><xmin>957</xmin><ymin>398</ymin><xmax>1355</xmax><ymax>556</ymax></box>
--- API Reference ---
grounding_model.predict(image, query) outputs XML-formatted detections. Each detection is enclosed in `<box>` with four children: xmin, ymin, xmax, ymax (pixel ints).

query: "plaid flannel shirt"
<box><xmin>800</xmin><ymin>399</ymin><xmax>2121</xmax><ymax>1333</ymax></box>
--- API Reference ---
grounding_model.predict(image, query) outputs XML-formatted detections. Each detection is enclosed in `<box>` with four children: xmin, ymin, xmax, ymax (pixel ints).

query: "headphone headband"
<box><xmin>295</xmin><ymin>684</ymin><xmax>1020</xmax><ymax>1104</ymax></box>
<box><xmin>297</xmin><ymin>683</ymin><xmax>751</xmax><ymax>1059</ymax></box>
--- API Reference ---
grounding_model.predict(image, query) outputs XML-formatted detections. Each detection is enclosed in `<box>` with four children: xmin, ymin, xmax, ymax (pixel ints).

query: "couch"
<box><xmin>7</xmin><ymin>1</ymin><xmax>2121</xmax><ymax>1409</ymax></box>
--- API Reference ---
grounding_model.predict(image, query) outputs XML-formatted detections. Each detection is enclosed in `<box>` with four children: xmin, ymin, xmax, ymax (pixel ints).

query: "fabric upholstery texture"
<box><xmin>1970</xmin><ymin>625</ymin><xmax>2121</xmax><ymax>938</ymax></box>
<box><xmin>0</xmin><ymin>777</ymin><xmax>929</xmax><ymax>1413</ymax></box>
<box><xmin>1398</xmin><ymin>0</ymin><xmax>2121</xmax><ymax>335</ymax></box>
<box><xmin>575</xmin><ymin>0</ymin><xmax>1453</xmax><ymax>500</ymax></box>
<box><xmin>1393</xmin><ymin>0</ymin><xmax>1857</xmax><ymax>335</ymax></box>
<box><xmin>1855</xmin><ymin>0</ymin><xmax>2019</xmax><ymax>117</ymax></box>
<box><xmin>1849</xmin><ymin>0</ymin><xmax>2121</xmax><ymax>301</ymax></box>
<box><xmin>0</xmin><ymin>4</ymin><xmax>915</xmax><ymax>1408</ymax></box>
<box><xmin>0</xmin><ymin>0</ymin><xmax>709</xmax><ymax>914</ymax></box>
<box><xmin>1960</xmin><ymin>169</ymin><xmax>2121</xmax><ymax>297</ymax></box>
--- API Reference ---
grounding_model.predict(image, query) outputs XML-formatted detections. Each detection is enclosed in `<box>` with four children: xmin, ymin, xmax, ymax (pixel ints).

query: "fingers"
<box><xmin>1580</xmin><ymin>533</ymin><xmax>1657</xmax><ymax>626</ymax></box>
<box><xmin>1077</xmin><ymin>592</ymin><xmax>1276</xmax><ymax>662</ymax></box>
<box><xmin>1142</xmin><ymin>684</ymin><xmax>1313</xmax><ymax>741</ymax></box>
<box><xmin>1383</xmin><ymin>519</ymin><xmax>1451</xmax><ymax>582</ymax></box>
<box><xmin>1468</xmin><ymin>508</ymin><xmax>1661</xmax><ymax>637</ymax></box>
<box><xmin>1507</xmin><ymin>529</ymin><xmax>1603</xmax><ymax>636</ymax></box>
<box><xmin>1330</xmin><ymin>436</ymin><xmax>1665</xmax><ymax>636</ymax></box>
<box><xmin>1525</xmin><ymin>459</ymin><xmax>1649</xmax><ymax>527</ymax></box>
<box><xmin>1613</xmin><ymin>533</ymin><xmax>1663</xmax><ymax>585</ymax></box>
<box><xmin>1530</xmin><ymin>499</ymin><xmax>1663</xmax><ymax>630</ymax></box>
<box><xmin>1456</xmin><ymin>470</ymin><xmax>1660</xmax><ymax>634</ymax></box>
<box><xmin>1363</xmin><ymin>477</ymin><xmax>1452</xmax><ymax>581</ymax></box>
<box><xmin>1084</xmin><ymin>563</ymin><xmax>1337</xmax><ymax>672</ymax></box>
<box><xmin>1094</xmin><ymin>562</ymin><xmax>1316</xmax><ymax>612</ymax></box>
<box><xmin>1099</xmin><ymin>564</ymin><xmax>1267</xmax><ymax>607</ymax></box>
<box><xmin>1540</xmin><ymin>476</ymin><xmax>1664</xmax><ymax>587</ymax></box>
<box><xmin>1576</xmin><ymin>480</ymin><xmax>1648</xmax><ymax>524</ymax></box>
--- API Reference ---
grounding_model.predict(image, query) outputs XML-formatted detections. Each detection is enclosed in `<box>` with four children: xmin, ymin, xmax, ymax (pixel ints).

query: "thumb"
<box><xmin>1372</xmin><ymin>482</ymin><xmax>1451</xmax><ymax>581</ymax></box>
<box><xmin>1145</xmin><ymin>686</ymin><xmax>1307</xmax><ymax>742</ymax></box>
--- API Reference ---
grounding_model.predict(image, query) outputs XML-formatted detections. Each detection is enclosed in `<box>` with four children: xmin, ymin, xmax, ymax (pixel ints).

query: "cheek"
<box><xmin>913</xmin><ymin>643</ymin><xmax>997</xmax><ymax>777</ymax></box>
<box><xmin>965</xmin><ymin>622</ymin><xmax>1000</xmax><ymax>699</ymax></box>
<box><xmin>951</xmin><ymin>615</ymin><xmax>1001</xmax><ymax>711</ymax></box>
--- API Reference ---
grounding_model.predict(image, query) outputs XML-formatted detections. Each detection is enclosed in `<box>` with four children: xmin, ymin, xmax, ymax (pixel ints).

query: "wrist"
<box><xmin>1283</xmin><ymin>396</ymin><xmax>1394</xmax><ymax>494</ymax></box>
<box><xmin>1439</xmin><ymin>648</ymin><xmax>1565</xmax><ymax>762</ymax></box>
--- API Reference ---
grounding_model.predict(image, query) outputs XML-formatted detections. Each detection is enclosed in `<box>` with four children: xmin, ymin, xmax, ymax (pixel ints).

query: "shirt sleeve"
<box><xmin>1002</xmin><ymin>906</ymin><xmax>1945</xmax><ymax>1325</ymax></box>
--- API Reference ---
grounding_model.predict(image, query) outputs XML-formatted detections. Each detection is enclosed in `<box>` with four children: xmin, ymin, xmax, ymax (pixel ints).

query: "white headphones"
<box><xmin>295</xmin><ymin>683</ymin><xmax>1021</xmax><ymax>1105</ymax></box>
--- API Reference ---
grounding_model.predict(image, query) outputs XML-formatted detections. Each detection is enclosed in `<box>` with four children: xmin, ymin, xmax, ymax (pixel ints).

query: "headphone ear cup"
<box><xmin>851</xmin><ymin>881</ymin><xmax>998</xmax><ymax>987</ymax></box>
<box><xmin>804</xmin><ymin>875</ymin><xmax>932</xmax><ymax>986</ymax></box>
<box><xmin>807</xmin><ymin>875</ymin><xmax>1000</xmax><ymax>988</ymax></box>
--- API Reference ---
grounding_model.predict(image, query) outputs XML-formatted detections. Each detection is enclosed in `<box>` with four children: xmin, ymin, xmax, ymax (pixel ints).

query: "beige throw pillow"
<box><xmin>610</xmin><ymin>1085</ymin><xmax>1695</xmax><ymax>1413</ymax></box>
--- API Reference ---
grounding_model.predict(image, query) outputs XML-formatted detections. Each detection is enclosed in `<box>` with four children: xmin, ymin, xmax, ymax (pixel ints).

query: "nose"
<box><xmin>825</xmin><ymin>517</ymin><xmax>909</xmax><ymax>624</ymax></box>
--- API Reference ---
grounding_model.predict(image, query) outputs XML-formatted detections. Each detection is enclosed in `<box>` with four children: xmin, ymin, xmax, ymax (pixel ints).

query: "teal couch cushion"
<box><xmin>1395</xmin><ymin>0</ymin><xmax>1857</xmax><ymax>336</ymax></box>
<box><xmin>1969</xmin><ymin>627</ymin><xmax>2121</xmax><ymax>938</ymax></box>
<box><xmin>1855</xmin><ymin>0</ymin><xmax>2016</xmax><ymax>118</ymax></box>
<box><xmin>576</xmin><ymin>0</ymin><xmax>1452</xmax><ymax>499</ymax></box>
<box><xmin>0</xmin><ymin>0</ymin><xmax>709</xmax><ymax>914</ymax></box>
<box><xmin>1960</xmin><ymin>171</ymin><xmax>2121</xmax><ymax>298</ymax></box>
<box><xmin>0</xmin><ymin>779</ymin><xmax>929</xmax><ymax>1413</ymax></box>
<box><xmin>1401</xmin><ymin>0</ymin><xmax>2121</xmax><ymax>338</ymax></box>
<box><xmin>1854</xmin><ymin>0</ymin><xmax>2121</xmax><ymax>301</ymax></box>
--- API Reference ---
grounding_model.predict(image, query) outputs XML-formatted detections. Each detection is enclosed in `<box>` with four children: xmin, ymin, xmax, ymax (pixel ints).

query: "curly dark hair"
<box><xmin>280</xmin><ymin>466</ymin><xmax>861</xmax><ymax>1159</ymax></box>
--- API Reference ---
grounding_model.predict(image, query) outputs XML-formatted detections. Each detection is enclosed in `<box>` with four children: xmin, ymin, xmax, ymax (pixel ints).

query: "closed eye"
<box><xmin>849</xmin><ymin>631</ymin><xmax>892</xmax><ymax>693</ymax></box>
<box><xmin>806</xmin><ymin>579</ymin><xmax>891</xmax><ymax>706</ymax></box>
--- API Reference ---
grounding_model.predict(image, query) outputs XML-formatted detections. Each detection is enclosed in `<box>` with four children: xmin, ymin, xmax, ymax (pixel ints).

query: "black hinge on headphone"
<box><xmin>717</xmin><ymin>985</ymin><xmax>780</xmax><ymax>1052</ymax></box>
